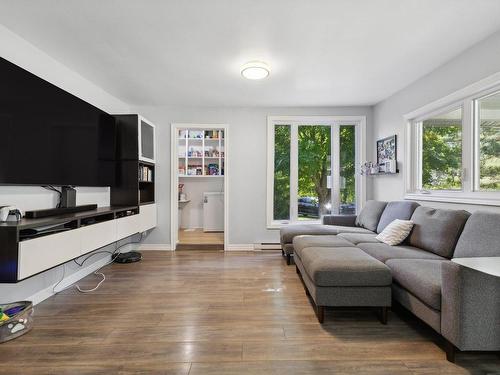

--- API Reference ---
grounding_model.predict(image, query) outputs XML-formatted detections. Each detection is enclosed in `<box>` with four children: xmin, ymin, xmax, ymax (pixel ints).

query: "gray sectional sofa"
<box><xmin>280</xmin><ymin>200</ymin><xmax>500</xmax><ymax>362</ymax></box>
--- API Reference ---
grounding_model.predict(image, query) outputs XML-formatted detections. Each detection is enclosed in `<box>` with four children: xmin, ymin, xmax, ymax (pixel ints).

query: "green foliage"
<box><xmin>479</xmin><ymin>121</ymin><xmax>500</xmax><ymax>191</ymax></box>
<box><xmin>422</xmin><ymin>125</ymin><xmax>462</xmax><ymax>190</ymax></box>
<box><xmin>298</xmin><ymin>126</ymin><xmax>331</xmax><ymax>216</ymax></box>
<box><xmin>273</xmin><ymin>125</ymin><xmax>357</xmax><ymax>220</ymax></box>
<box><xmin>273</xmin><ymin>126</ymin><xmax>290</xmax><ymax>220</ymax></box>
<box><xmin>340</xmin><ymin>126</ymin><xmax>356</xmax><ymax>205</ymax></box>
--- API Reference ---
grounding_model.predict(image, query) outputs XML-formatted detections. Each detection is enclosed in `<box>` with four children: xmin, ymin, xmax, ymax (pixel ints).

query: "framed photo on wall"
<box><xmin>376</xmin><ymin>135</ymin><xmax>397</xmax><ymax>173</ymax></box>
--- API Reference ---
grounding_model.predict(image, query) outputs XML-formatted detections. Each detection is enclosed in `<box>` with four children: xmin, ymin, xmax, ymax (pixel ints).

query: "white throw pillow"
<box><xmin>375</xmin><ymin>219</ymin><xmax>414</xmax><ymax>246</ymax></box>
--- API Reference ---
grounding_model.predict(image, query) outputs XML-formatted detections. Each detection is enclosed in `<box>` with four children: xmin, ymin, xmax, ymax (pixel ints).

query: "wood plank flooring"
<box><xmin>178</xmin><ymin>229</ymin><xmax>224</xmax><ymax>245</ymax></box>
<box><xmin>0</xmin><ymin>251</ymin><xmax>498</xmax><ymax>374</ymax></box>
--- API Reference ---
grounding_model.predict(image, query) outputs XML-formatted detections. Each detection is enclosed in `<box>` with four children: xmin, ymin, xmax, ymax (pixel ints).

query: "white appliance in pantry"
<box><xmin>203</xmin><ymin>192</ymin><xmax>224</xmax><ymax>232</ymax></box>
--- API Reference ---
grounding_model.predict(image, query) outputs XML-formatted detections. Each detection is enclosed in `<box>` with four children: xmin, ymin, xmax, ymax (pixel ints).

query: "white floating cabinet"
<box><xmin>79</xmin><ymin>220</ymin><xmax>117</xmax><ymax>255</ymax></box>
<box><xmin>18</xmin><ymin>229</ymin><xmax>82</xmax><ymax>280</ymax></box>
<box><xmin>116</xmin><ymin>214</ymin><xmax>140</xmax><ymax>240</ymax></box>
<box><xmin>139</xmin><ymin>203</ymin><xmax>157</xmax><ymax>232</ymax></box>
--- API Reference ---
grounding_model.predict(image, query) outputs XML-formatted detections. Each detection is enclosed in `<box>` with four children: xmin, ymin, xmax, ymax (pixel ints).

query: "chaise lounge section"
<box><xmin>282</xmin><ymin>202</ymin><xmax>500</xmax><ymax>362</ymax></box>
<box><xmin>281</xmin><ymin>200</ymin><xmax>419</xmax><ymax>264</ymax></box>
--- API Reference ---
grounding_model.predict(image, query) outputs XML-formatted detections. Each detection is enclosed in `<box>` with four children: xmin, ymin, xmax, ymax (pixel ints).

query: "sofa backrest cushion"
<box><xmin>408</xmin><ymin>206</ymin><xmax>470</xmax><ymax>258</ymax></box>
<box><xmin>376</xmin><ymin>201</ymin><xmax>420</xmax><ymax>233</ymax></box>
<box><xmin>355</xmin><ymin>200</ymin><xmax>387</xmax><ymax>232</ymax></box>
<box><xmin>453</xmin><ymin>211</ymin><xmax>500</xmax><ymax>258</ymax></box>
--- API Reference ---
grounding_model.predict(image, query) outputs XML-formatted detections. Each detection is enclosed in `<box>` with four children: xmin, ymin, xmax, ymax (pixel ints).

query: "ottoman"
<box><xmin>280</xmin><ymin>224</ymin><xmax>373</xmax><ymax>264</ymax></box>
<box><xmin>294</xmin><ymin>246</ymin><xmax>392</xmax><ymax>323</ymax></box>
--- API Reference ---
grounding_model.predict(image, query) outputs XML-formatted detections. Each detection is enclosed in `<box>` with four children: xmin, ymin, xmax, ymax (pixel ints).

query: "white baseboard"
<box><xmin>28</xmin><ymin>255</ymin><xmax>112</xmax><ymax>305</ymax></box>
<box><xmin>226</xmin><ymin>244</ymin><xmax>255</xmax><ymax>251</ymax></box>
<box><xmin>254</xmin><ymin>243</ymin><xmax>281</xmax><ymax>250</ymax></box>
<box><xmin>132</xmin><ymin>243</ymin><xmax>173</xmax><ymax>251</ymax></box>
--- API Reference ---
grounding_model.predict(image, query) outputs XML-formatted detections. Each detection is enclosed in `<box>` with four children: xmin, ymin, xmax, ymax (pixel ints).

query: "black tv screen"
<box><xmin>0</xmin><ymin>56</ymin><xmax>116</xmax><ymax>187</ymax></box>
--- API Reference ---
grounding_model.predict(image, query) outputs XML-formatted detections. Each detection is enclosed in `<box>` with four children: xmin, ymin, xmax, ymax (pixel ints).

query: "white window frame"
<box><xmin>404</xmin><ymin>72</ymin><xmax>500</xmax><ymax>206</ymax></box>
<box><xmin>266</xmin><ymin>115</ymin><xmax>366</xmax><ymax>229</ymax></box>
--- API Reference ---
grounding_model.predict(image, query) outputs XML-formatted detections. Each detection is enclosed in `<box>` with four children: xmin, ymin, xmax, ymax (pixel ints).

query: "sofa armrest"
<box><xmin>322</xmin><ymin>214</ymin><xmax>357</xmax><ymax>226</ymax></box>
<box><xmin>441</xmin><ymin>261</ymin><xmax>500</xmax><ymax>351</ymax></box>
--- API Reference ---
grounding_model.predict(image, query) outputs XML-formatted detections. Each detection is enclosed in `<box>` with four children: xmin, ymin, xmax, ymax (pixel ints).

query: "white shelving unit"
<box><xmin>178</xmin><ymin>129</ymin><xmax>225</xmax><ymax>177</ymax></box>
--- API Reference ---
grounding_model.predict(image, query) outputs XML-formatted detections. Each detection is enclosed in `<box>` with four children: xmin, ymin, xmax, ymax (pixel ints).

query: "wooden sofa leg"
<box><xmin>281</xmin><ymin>249</ymin><xmax>285</xmax><ymax>256</ymax></box>
<box><xmin>286</xmin><ymin>254</ymin><xmax>292</xmax><ymax>265</ymax></box>
<box><xmin>316</xmin><ymin>305</ymin><xmax>325</xmax><ymax>324</ymax></box>
<box><xmin>444</xmin><ymin>340</ymin><xmax>456</xmax><ymax>363</ymax></box>
<box><xmin>379</xmin><ymin>306</ymin><xmax>388</xmax><ymax>325</ymax></box>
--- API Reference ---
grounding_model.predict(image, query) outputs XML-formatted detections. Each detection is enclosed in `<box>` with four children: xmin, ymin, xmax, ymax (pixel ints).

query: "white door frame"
<box><xmin>170</xmin><ymin>123</ymin><xmax>229</xmax><ymax>251</ymax></box>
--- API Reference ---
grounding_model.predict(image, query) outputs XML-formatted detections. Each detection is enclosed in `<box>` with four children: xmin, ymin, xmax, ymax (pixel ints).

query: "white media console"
<box><xmin>0</xmin><ymin>203</ymin><xmax>157</xmax><ymax>282</ymax></box>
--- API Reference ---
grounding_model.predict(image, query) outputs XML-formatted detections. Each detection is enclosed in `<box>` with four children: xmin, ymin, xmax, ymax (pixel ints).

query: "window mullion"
<box><xmin>462</xmin><ymin>100</ymin><xmax>473</xmax><ymax>193</ymax></box>
<box><xmin>471</xmin><ymin>99</ymin><xmax>480</xmax><ymax>192</ymax></box>
<box><xmin>416</xmin><ymin>122</ymin><xmax>423</xmax><ymax>191</ymax></box>
<box><xmin>290</xmin><ymin>123</ymin><xmax>299</xmax><ymax>222</ymax></box>
<box><xmin>332</xmin><ymin>124</ymin><xmax>340</xmax><ymax>215</ymax></box>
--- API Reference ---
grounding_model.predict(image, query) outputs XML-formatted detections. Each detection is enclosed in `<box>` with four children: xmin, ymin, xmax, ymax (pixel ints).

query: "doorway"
<box><xmin>171</xmin><ymin>124</ymin><xmax>229</xmax><ymax>250</ymax></box>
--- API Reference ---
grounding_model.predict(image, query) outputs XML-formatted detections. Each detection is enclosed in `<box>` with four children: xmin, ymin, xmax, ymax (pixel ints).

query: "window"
<box><xmin>476</xmin><ymin>91</ymin><xmax>500</xmax><ymax>191</ymax></box>
<box><xmin>406</xmin><ymin>83</ymin><xmax>500</xmax><ymax>205</ymax></box>
<box><xmin>273</xmin><ymin>125</ymin><xmax>291</xmax><ymax>221</ymax></box>
<box><xmin>421</xmin><ymin>107</ymin><xmax>463</xmax><ymax>191</ymax></box>
<box><xmin>297</xmin><ymin>125</ymin><xmax>332</xmax><ymax>220</ymax></box>
<box><xmin>267</xmin><ymin>116</ymin><xmax>365</xmax><ymax>227</ymax></box>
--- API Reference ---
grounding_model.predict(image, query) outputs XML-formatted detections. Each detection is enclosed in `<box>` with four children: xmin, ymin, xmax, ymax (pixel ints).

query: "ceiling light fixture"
<box><xmin>241</xmin><ymin>61</ymin><xmax>270</xmax><ymax>80</ymax></box>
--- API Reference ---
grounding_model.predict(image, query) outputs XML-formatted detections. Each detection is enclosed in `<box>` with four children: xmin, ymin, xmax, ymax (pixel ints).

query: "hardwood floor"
<box><xmin>178</xmin><ymin>229</ymin><xmax>224</xmax><ymax>248</ymax></box>
<box><xmin>177</xmin><ymin>229</ymin><xmax>224</xmax><ymax>250</ymax></box>
<box><xmin>0</xmin><ymin>251</ymin><xmax>498</xmax><ymax>374</ymax></box>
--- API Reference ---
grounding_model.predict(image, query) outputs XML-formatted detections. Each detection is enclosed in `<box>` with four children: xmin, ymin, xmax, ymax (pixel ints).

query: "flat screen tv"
<box><xmin>0</xmin><ymin>56</ymin><xmax>116</xmax><ymax>187</ymax></box>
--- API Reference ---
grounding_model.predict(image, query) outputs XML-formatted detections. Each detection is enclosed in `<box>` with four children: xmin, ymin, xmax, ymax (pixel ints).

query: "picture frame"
<box><xmin>376</xmin><ymin>135</ymin><xmax>397</xmax><ymax>173</ymax></box>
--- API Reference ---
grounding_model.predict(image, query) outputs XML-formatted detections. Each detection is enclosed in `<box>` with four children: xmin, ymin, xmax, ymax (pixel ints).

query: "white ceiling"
<box><xmin>1</xmin><ymin>0</ymin><xmax>500</xmax><ymax>107</ymax></box>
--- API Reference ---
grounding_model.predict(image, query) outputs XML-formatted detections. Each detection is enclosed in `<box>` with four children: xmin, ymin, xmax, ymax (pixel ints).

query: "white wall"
<box><xmin>135</xmin><ymin>105</ymin><xmax>373</xmax><ymax>247</ymax></box>
<box><xmin>372</xmin><ymin>30</ymin><xmax>500</xmax><ymax>213</ymax></box>
<box><xmin>0</xmin><ymin>25</ymin><xmax>132</xmax><ymax>303</ymax></box>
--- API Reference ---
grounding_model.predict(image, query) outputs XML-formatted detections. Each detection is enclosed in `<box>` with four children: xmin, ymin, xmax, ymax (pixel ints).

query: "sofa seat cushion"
<box><xmin>280</xmin><ymin>224</ymin><xmax>373</xmax><ymax>245</ymax></box>
<box><xmin>408</xmin><ymin>206</ymin><xmax>470</xmax><ymax>258</ymax></box>
<box><xmin>355</xmin><ymin>200</ymin><xmax>387</xmax><ymax>232</ymax></box>
<box><xmin>293</xmin><ymin>235</ymin><xmax>356</xmax><ymax>258</ymax></box>
<box><xmin>357</xmin><ymin>243</ymin><xmax>446</xmax><ymax>263</ymax></box>
<box><xmin>299</xmin><ymin>247</ymin><xmax>392</xmax><ymax>287</ymax></box>
<box><xmin>338</xmin><ymin>233</ymin><xmax>380</xmax><ymax>245</ymax></box>
<box><xmin>386</xmin><ymin>259</ymin><xmax>447</xmax><ymax>310</ymax></box>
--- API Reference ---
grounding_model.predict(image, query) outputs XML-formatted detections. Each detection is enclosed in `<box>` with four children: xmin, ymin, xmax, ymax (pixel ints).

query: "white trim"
<box><xmin>132</xmin><ymin>243</ymin><xmax>173</xmax><ymax>251</ymax></box>
<box><xmin>266</xmin><ymin>119</ymin><xmax>277</xmax><ymax>227</ymax></box>
<box><xmin>404</xmin><ymin>75</ymin><xmax>500</xmax><ymax>206</ymax></box>
<box><xmin>266</xmin><ymin>115</ymin><xmax>367</xmax><ymax>228</ymax></box>
<box><xmin>253</xmin><ymin>243</ymin><xmax>282</xmax><ymax>250</ymax></box>
<box><xmin>404</xmin><ymin>71</ymin><xmax>500</xmax><ymax>120</ymax></box>
<box><xmin>267</xmin><ymin>220</ymin><xmax>322</xmax><ymax>230</ymax></box>
<box><xmin>356</xmin><ymin>117</ymin><xmax>367</xmax><ymax>212</ymax></box>
<box><xmin>332</xmin><ymin>125</ymin><xmax>340</xmax><ymax>215</ymax></box>
<box><xmin>290</xmin><ymin>123</ymin><xmax>299</xmax><ymax>221</ymax></box>
<box><xmin>404</xmin><ymin>193</ymin><xmax>500</xmax><ymax>206</ymax></box>
<box><xmin>171</xmin><ymin>123</ymin><xmax>229</xmax><ymax>251</ymax></box>
<box><xmin>226</xmin><ymin>244</ymin><xmax>255</xmax><ymax>251</ymax></box>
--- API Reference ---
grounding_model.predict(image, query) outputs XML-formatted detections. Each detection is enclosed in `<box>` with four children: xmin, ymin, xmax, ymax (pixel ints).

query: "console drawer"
<box><xmin>139</xmin><ymin>203</ymin><xmax>157</xmax><ymax>232</ymax></box>
<box><xmin>18</xmin><ymin>230</ymin><xmax>81</xmax><ymax>280</ymax></box>
<box><xmin>116</xmin><ymin>214</ymin><xmax>140</xmax><ymax>239</ymax></box>
<box><xmin>79</xmin><ymin>220</ymin><xmax>117</xmax><ymax>255</ymax></box>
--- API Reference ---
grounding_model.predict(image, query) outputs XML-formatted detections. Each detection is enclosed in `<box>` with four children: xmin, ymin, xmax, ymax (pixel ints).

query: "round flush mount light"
<box><xmin>241</xmin><ymin>61</ymin><xmax>270</xmax><ymax>80</ymax></box>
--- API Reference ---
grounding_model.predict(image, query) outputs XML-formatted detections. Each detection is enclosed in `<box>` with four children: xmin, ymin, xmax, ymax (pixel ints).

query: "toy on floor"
<box><xmin>0</xmin><ymin>308</ymin><xmax>10</xmax><ymax>322</ymax></box>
